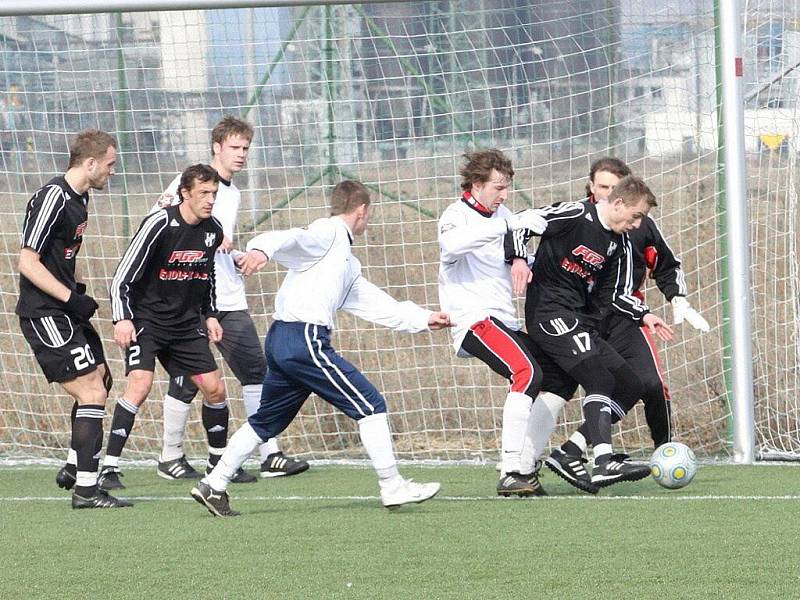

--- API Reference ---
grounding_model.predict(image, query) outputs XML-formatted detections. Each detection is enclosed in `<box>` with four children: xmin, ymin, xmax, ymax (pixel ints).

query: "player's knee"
<box><xmin>568</xmin><ymin>356</ymin><xmax>615</xmax><ymax>397</ymax></box>
<box><xmin>202</xmin><ymin>379</ymin><xmax>226</xmax><ymax>405</ymax></box>
<box><xmin>123</xmin><ymin>372</ymin><xmax>153</xmax><ymax>405</ymax></box>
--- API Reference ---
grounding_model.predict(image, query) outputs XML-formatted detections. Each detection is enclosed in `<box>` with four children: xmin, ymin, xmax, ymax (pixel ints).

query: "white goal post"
<box><xmin>1</xmin><ymin>0</ymin><xmax>795</xmax><ymax>466</ymax></box>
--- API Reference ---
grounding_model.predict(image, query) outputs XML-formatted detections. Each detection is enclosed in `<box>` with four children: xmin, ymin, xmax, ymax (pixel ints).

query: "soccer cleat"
<box><xmin>591</xmin><ymin>457</ymin><xmax>652</xmax><ymax>488</ymax></box>
<box><xmin>98</xmin><ymin>466</ymin><xmax>125</xmax><ymax>490</ymax></box>
<box><xmin>521</xmin><ymin>463</ymin><xmax>548</xmax><ymax>497</ymax></box>
<box><xmin>260</xmin><ymin>452</ymin><xmax>310</xmax><ymax>478</ymax></box>
<box><xmin>72</xmin><ymin>488</ymin><xmax>133</xmax><ymax>509</ymax></box>
<box><xmin>190</xmin><ymin>481</ymin><xmax>240</xmax><ymax>517</ymax></box>
<box><xmin>380</xmin><ymin>478</ymin><xmax>440</xmax><ymax>509</ymax></box>
<box><xmin>230</xmin><ymin>467</ymin><xmax>258</xmax><ymax>484</ymax></box>
<box><xmin>497</xmin><ymin>472</ymin><xmax>537</xmax><ymax>497</ymax></box>
<box><xmin>545</xmin><ymin>448</ymin><xmax>599</xmax><ymax>494</ymax></box>
<box><xmin>56</xmin><ymin>465</ymin><xmax>76</xmax><ymax>490</ymax></box>
<box><xmin>157</xmin><ymin>455</ymin><xmax>202</xmax><ymax>481</ymax></box>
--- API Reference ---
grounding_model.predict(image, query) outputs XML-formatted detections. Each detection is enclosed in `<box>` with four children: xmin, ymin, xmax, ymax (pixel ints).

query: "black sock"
<box><xmin>582</xmin><ymin>394</ymin><xmax>612</xmax><ymax>466</ymax></box>
<box><xmin>202</xmin><ymin>400</ymin><xmax>229</xmax><ymax>466</ymax></box>
<box><xmin>73</xmin><ymin>404</ymin><xmax>104</xmax><ymax>496</ymax></box>
<box><xmin>65</xmin><ymin>402</ymin><xmax>79</xmax><ymax>474</ymax></box>
<box><xmin>105</xmin><ymin>398</ymin><xmax>138</xmax><ymax>463</ymax></box>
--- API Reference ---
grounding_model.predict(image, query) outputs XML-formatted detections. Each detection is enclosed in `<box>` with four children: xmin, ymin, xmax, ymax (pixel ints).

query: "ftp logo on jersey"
<box><xmin>74</xmin><ymin>221</ymin><xmax>88</xmax><ymax>239</ymax></box>
<box><xmin>168</xmin><ymin>250</ymin><xmax>207</xmax><ymax>264</ymax></box>
<box><xmin>572</xmin><ymin>245</ymin><xmax>605</xmax><ymax>266</ymax></box>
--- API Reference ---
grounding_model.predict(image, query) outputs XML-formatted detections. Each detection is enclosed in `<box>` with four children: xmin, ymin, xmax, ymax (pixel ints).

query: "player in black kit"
<box><xmin>98</xmin><ymin>163</ymin><xmax>239</xmax><ymax>490</ymax></box>
<box><xmin>17</xmin><ymin>129</ymin><xmax>131</xmax><ymax>509</ymax></box>
<box><xmin>520</xmin><ymin>176</ymin><xmax>674</xmax><ymax>492</ymax></box>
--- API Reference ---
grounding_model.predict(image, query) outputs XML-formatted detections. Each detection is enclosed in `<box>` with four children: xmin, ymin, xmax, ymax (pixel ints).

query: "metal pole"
<box><xmin>718</xmin><ymin>0</ymin><xmax>755</xmax><ymax>463</ymax></box>
<box><xmin>0</xmin><ymin>0</ymin><xmax>407</xmax><ymax>17</ymax></box>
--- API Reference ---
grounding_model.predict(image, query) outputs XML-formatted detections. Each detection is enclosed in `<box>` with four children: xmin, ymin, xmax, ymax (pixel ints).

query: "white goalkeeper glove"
<box><xmin>671</xmin><ymin>296</ymin><xmax>710</xmax><ymax>332</ymax></box>
<box><xmin>506</xmin><ymin>209</ymin><xmax>547</xmax><ymax>234</ymax></box>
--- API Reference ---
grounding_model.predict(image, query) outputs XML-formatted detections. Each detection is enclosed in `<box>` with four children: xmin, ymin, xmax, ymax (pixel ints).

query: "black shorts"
<box><xmin>125</xmin><ymin>320</ymin><xmax>217</xmax><ymax>377</ymax></box>
<box><xmin>167</xmin><ymin>310</ymin><xmax>266</xmax><ymax>400</ymax></box>
<box><xmin>20</xmin><ymin>314</ymin><xmax>106</xmax><ymax>383</ymax></box>
<box><xmin>528</xmin><ymin>311</ymin><xmax>626</xmax><ymax>379</ymax></box>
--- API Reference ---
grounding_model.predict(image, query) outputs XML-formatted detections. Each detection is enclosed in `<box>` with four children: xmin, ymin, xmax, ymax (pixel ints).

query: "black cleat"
<box><xmin>521</xmin><ymin>462</ymin><xmax>547</xmax><ymax>496</ymax></box>
<box><xmin>230</xmin><ymin>467</ymin><xmax>258</xmax><ymax>484</ymax></box>
<box><xmin>190</xmin><ymin>481</ymin><xmax>240</xmax><ymax>517</ymax></box>
<box><xmin>157</xmin><ymin>455</ymin><xmax>202</xmax><ymax>481</ymax></box>
<box><xmin>72</xmin><ymin>488</ymin><xmax>133</xmax><ymax>509</ymax></box>
<box><xmin>56</xmin><ymin>465</ymin><xmax>76</xmax><ymax>490</ymax></box>
<box><xmin>545</xmin><ymin>448</ymin><xmax>599</xmax><ymax>494</ymax></box>
<box><xmin>497</xmin><ymin>472</ymin><xmax>537</xmax><ymax>497</ymax></box>
<box><xmin>260</xmin><ymin>452</ymin><xmax>310</xmax><ymax>478</ymax></box>
<box><xmin>592</xmin><ymin>457</ymin><xmax>651</xmax><ymax>488</ymax></box>
<box><xmin>98</xmin><ymin>466</ymin><xmax>125</xmax><ymax>490</ymax></box>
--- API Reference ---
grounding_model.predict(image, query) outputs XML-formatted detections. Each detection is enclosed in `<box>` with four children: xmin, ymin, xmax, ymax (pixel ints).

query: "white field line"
<box><xmin>2</xmin><ymin>494</ymin><xmax>800</xmax><ymax>503</ymax></box>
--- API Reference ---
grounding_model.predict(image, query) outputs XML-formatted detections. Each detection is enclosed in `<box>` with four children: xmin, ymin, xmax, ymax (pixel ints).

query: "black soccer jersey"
<box><xmin>521</xmin><ymin>200</ymin><xmax>648</xmax><ymax>322</ymax></box>
<box><xmin>110</xmin><ymin>204</ymin><xmax>223</xmax><ymax>331</ymax></box>
<box><xmin>16</xmin><ymin>176</ymin><xmax>90</xmax><ymax>318</ymax></box>
<box><xmin>624</xmin><ymin>215</ymin><xmax>686</xmax><ymax>301</ymax></box>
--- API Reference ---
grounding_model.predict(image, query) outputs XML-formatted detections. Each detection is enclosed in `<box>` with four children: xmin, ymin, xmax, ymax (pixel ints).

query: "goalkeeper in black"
<box><xmin>98</xmin><ymin>163</ymin><xmax>238</xmax><ymax>490</ymax></box>
<box><xmin>16</xmin><ymin>129</ymin><xmax>131</xmax><ymax>509</ymax></box>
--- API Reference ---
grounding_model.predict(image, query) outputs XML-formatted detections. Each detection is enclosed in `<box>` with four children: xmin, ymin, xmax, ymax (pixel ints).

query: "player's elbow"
<box><xmin>18</xmin><ymin>247</ymin><xmax>39</xmax><ymax>278</ymax></box>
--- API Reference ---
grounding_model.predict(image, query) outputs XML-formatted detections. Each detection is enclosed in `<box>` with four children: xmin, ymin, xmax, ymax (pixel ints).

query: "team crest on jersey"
<box><xmin>440</xmin><ymin>222</ymin><xmax>456</xmax><ymax>234</ymax></box>
<box><xmin>157</xmin><ymin>192</ymin><xmax>178</xmax><ymax>208</ymax></box>
<box><xmin>205</xmin><ymin>232</ymin><xmax>216</xmax><ymax>247</ymax></box>
<box><xmin>607</xmin><ymin>241</ymin><xmax>617</xmax><ymax>256</ymax></box>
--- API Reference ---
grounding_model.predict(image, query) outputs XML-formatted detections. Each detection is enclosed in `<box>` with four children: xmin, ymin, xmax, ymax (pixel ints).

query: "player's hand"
<box><xmin>206</xmin><ymin>317</ymin><xmax>223</xmax><ymax>343</ymax></box>
<box><xmin>427</xmin><ymin>312</ymin><xmax>454</xmax><ymax>330</ymax></box>
<box><xmin>114</xmin><ymin>319</ymin><xmax>137</xmax><ymax>350</ymax></box>
<box><xmin>643</xmin><ymin>313</ymin><xmax>674</xmax><ymax>342</ymax></box>
<box><xmin>65</xmin><ymin>291</ymin><xmax>98</xmax><ymax>321</ymax></box>
<box><xmin>671</xmin><ymin>296</ymin><xmax>710</xmax><ymax>332</ymax></box>
<box><xmin>218</xmin><ymin>235</ymin><xmax>233</xmax><ymax>254</ymax></box>
<box><xmin>510</xmin><ymin>258</ymin><xmax>532</xmax><ymax>296</ymax></box>
<box><xmin>506</xmin><ymin>209</ymin><xmax>547</xmax><ymax>234</ymax></box>
<box><xmin>237</xmin><ymin>249</ymin><xmax>269</xmax><ymax>276</ymax></box>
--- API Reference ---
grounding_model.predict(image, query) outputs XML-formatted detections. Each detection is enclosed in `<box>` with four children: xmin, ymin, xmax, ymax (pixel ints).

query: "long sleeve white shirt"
<box><xmin>246</xmin><ymin>216</ymin><xmax>432</xmax><ymax>332</ymax></box>
<box><xmin>154</xmin><ymin>174</ymin><xmax>247</xmax><ymax>311</ymax></box>
<box><xmin>438</xmin><ymin>199</ymin><xmax>519</xmax><ymax>354</ymax></box>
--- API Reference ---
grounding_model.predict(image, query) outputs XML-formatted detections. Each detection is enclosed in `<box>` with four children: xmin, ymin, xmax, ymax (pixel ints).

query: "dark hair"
<box><xmin>611</xmin><ymin>175</ymin><xmax>657</xmax><ymax>208</ymax></box>
<box><xmin>585</xmin><ymin>157</ymin><xmax>631</xmax><ymax>197</ymax></box>
<box><xmin>178</xmin><ymin>164</ymin><xmax>220</xmax><ymax>200</ymax></box>
<box><xmin>330</xmin><ymin>180</ymin><xmax>371</xmax><ymax>216</ymax></box>
<box><xmin>211</xmin><ymin>116</ymin><xmax>254</xmax><ymax>154</ymax></box>
<box><xmin>460</xmin><ymin>149</ymin><xmax>514</xmax><ymax>192</ymax></box>
<box><xmin>67</xmin><ymin>129</ymin><xmax>117</xmax><ymax>168</ymax></box>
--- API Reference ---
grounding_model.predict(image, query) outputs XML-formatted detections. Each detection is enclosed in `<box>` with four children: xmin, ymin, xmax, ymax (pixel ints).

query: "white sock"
<box><xmin>205</xmin><ymin>422</ymin><xmax>263</xmax><ymax>491</ymax></box>
<box><xmin>520</xmin><ymin>392</ymin><xmax>566</xmax><ymax>474</ymax></box>
<box><xmin>501</xmin><ymin>391</ymin><xmax>533</xmax><ymax>474</ymax></box>
<box><xmin>67</xmin><ymin>448</ymin><xmax>77</xmax><ymax>467</ymax></box>
<box><xmin>242</xmin><ymin>384</ymin><xmax>280</xmax><ymax>460</ymax></box>
<box><xmin>161</xmin><ymin>394</ymin><xmax>192</xmax><ymax>461</ymax></box>
<box><xmin>358</xmin><ymin>413</ymin><xmax>401</xmax><ymax>487</ymax></box>
<box><xmin>568</xmin><ymin>430</ymin><xmax>588</xmax><ymax>454</ymax></box>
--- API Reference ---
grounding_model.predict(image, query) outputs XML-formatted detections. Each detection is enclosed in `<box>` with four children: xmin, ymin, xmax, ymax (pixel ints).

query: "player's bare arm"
<box><xmin>18</xmin><ymin>247</ymin><xmax>72</xmax><ymax>302</ymax></box>
<box><xmin>114</xmin><ymin>319</ymin><xmax>137</xmax><ymax>349</ymax></box>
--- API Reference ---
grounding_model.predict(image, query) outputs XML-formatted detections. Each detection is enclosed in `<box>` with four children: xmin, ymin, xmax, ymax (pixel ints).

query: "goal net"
<box><xmin>0</xmin><ymin>1</ymin><xmax>797</xmax><ymax>463</ymax></box>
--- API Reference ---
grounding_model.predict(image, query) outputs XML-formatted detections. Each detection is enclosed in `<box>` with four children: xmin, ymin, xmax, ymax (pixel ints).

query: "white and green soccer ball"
<box><xmin>649</xmin><ymin>442</ymin><xmax>698</xmax><ymax>489</ymax></box>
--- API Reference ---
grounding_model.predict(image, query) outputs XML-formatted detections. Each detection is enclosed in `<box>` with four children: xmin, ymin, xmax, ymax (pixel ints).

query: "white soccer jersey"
<box><xmin>155</xmin><ymin>174</ymin><xmax>247</xmax><ymax>311</ymax></box>
<box><xmin>438</xmin><ymin>198</ymin><xmax>519</xmax><ymax>354</ymax></box>
<box><xmin>247</xmin><ymin>216</ymin><xmax>431</xmax><ymax>333</ymax></box>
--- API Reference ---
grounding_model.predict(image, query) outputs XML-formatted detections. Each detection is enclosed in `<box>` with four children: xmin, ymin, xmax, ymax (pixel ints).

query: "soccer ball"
<box><xmin>649</xmin><ymin>442</ymin><xmax>697</xmax><ymax>489</ymax></box>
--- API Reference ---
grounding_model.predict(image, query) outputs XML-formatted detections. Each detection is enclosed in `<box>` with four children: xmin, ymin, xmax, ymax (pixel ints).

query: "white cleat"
<box><xmin>380</xmin><ymin>478</ymin><xmax>441</xmax><ymax>510</ymax></box>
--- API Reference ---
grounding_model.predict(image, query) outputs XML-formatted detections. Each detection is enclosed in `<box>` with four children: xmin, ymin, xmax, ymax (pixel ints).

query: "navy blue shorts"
<box><xmin>248</xmin><ymin>320</ymin><xmax>386</xmax><ymax>441</ymax></box>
